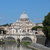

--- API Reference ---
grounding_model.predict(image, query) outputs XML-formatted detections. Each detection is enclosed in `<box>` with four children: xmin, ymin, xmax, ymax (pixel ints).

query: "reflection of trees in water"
<box><xmin>3</xmin><ymin>42</ymin><xmax>18</xmax><ymax>50</ymax></box>
<box><xmin>0</xmin><ymin>42</ymin><xmax>32</xmax><ymax>50</ymax></box>
<box><xmin>0</xmin><ymin>37</ymin><xmax>32</xmax><ymax>50</ymax></box>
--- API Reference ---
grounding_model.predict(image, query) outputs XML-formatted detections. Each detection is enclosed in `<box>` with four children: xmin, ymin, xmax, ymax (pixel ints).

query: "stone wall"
<box><xmin>36</xmin><ymin>35</ymin><xmax>46</xmax><ymax>45</ymax></box>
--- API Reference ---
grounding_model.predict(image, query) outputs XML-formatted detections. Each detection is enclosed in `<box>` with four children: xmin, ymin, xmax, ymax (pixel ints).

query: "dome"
<box><xmin>20</xmin><ymin>12</ymin><xmax>28</xmax><ymax>19</ymax></box>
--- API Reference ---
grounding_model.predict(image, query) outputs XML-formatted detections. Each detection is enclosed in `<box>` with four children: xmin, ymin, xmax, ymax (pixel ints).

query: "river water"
<box><xmin>0</xmin><ymin>42</ymin><xmax>35</xmax><ymax>50</ymax></box>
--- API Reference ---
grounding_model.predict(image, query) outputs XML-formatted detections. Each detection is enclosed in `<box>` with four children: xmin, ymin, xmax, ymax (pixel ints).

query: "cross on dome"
<box><xmin>22</xmin><ymin>11</ymin><xmax>26</xmax><ymax>14</ymax></box>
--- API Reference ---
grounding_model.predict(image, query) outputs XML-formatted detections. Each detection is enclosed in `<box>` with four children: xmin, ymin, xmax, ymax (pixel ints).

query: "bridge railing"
<box><xmin>0</xmin><ymin>33</ymin><xmax>35</xmax><ymax>36</ymax></box>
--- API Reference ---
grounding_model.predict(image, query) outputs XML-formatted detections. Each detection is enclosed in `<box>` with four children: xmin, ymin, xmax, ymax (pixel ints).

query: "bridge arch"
<box><xmin>22</xmin><ymin>37</ymin><xmax>32</xmax><ymax>42</ymax></box>
<box><xmin>5</xmin><ymin>37</ymin><xmax>16</xmax><ymax>42</ymax></box>
<box><xmin>20</xmin><ymin>36</ymin><xmax>35</xmax><ymax>42</ymax></box>
<box><xmin>4</xmin><ymin>36</ymin><xmax>19</xmax><ymax>42</ymax></box>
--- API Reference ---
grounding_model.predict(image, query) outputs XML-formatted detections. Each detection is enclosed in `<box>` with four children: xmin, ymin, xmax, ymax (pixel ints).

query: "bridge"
<box><xmin>0</xmin><ymin>31</ymin><xmax>37</xmax><ymax>43</ymax></box>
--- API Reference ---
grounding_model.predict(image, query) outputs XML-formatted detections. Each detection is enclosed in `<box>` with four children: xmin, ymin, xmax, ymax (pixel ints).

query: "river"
<box><xmin>0</xmin><ymin>42</ymin><xmax>35</xmax><ymax>50</ymax></box>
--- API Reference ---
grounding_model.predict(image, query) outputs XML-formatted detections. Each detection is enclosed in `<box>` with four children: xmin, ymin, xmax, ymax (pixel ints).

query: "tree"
<box><xmin>42</xmin><ymin>12</ymin><xmax>50</xmax><ymax>46</ymax></box>
<box><xmin>31</xmin><ymin>26</ymin><xmax>43</xmax><ymax>31</ymax></box>
<box><xmin>0</xmin><ymin>23</ymin><xmax>12</xmax><ymax>26</ymax></box>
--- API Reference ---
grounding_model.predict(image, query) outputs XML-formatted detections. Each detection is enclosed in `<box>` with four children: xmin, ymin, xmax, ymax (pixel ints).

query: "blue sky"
<box><xmin>0</xmin><ymin>0</ymin><xmax>50</xmax><ymax>25</ymax></box>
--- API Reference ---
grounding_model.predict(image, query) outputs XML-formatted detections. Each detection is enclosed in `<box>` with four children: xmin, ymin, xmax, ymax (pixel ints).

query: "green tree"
<box><xmin>31</xmin><ymin>26</ymin><xmax>43</xmax><ymax>31</ymax></box>
<box><xmin>42</xmin><ymin>12</ymin><xmax>50</xmax><ymax>46</ymax></box>
<box><xmin>43</xmin><ymin>12</ymin><xmax>50</xmax><ymax>39</ymax></box>
<box><xmin>0</xmin><ymin>23</ymin><xmax>12</xmax><ymax>26</ymax></box>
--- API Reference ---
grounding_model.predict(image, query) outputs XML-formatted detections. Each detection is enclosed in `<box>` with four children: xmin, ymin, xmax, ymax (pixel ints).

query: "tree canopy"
<box><xmin>42</xmin><ymin>12</ymin><xmax>50</xmax><ymax>40</ymax></box>
<box><xmin>31</xmin><ymin>26</ymin><xmax>43</xmax><ymax>30</ymax></box>
<box><xmin>0</xmin><ymin>23</ymin><xmax>12</xmax><ymax>26</ymax></box>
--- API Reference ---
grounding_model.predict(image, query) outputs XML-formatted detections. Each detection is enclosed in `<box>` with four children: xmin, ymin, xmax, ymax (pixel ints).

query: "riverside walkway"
<box><xmin>28</xmin><ymin>43</ymin><xmax>50</xmax><ymax>50</ymax></box>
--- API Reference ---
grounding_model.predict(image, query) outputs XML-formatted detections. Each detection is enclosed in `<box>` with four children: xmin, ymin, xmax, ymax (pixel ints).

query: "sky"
<box><xmin>0</xmin><ymin>0</ymin><xmax>50</xmax><ymax>25</ymax></box>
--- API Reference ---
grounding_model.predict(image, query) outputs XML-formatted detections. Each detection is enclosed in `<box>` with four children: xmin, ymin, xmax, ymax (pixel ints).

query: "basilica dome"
<box><xmin>20</xmin><ymin>12</ymin><xmax>28</xmax><ymax>20</ymax></box>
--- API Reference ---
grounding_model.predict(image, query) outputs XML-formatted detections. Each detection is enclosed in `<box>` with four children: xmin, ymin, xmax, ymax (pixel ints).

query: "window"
<box><xmin>35</xmin><ymin>32</ymin><xmax>38</xmax><ymax>34</ymax></box>
<box><xmin>23</xmin><ymin>30</ymin><xmax>26</xmax><ymax>32</ymax></box>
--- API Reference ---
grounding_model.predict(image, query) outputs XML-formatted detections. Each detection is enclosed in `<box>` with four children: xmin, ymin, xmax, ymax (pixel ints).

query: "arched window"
<box><xmin>27</xmin><ymin>29</ymin><xmax>29</xmax><ymax>32</ymax></box>
<box><xmin>23</xmin><ymin>30</ymin><xmax>26</xmax><ymax>32</ymax></box>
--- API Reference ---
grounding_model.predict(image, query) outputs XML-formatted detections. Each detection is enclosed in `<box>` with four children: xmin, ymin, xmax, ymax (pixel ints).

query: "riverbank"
<box><xmin>21</xmin><ymin>41</ymin><xmax>36</xmax><ymax>50</ymax></box>
<box><xmin>27</xmin><ymin>43</ymin><xmax>50</xmax><ymax>50</ymax></box>
<box><xmin>21</xmin><ymin>41</ymin><xmax>31</xmax><ymax>46</ymax></box>
<box><xmin>21</xmin><ymin>41</ymin><xmax>50</xmax><ymax>50</ymax></box>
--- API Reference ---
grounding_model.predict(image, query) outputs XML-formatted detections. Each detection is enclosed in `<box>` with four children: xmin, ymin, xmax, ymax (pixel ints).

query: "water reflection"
<box><xmin>20</xmin><ymin>45</ymin><xmax>32</xmax><ymax>50</ymax></box>
<box><xmin>0</xmin><ymin>42</ymin><xmax>33</xmax><ymax>50</ymax></box>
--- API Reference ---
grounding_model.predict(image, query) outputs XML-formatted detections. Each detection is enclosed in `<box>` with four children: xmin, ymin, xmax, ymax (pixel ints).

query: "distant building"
<box><xmin>36</xmin><ymin>23</ymin><xmax>43</xmax><ymax>26</ymax></box>
<box><xmin>0</xmin><ymin>12</ymin><xmax>44</xmax><ymax>35</ymax></box>
<box><xmin>0</xmin><ymin>27</ymin><xmax>3</xmax><ymax>30</ymax></box>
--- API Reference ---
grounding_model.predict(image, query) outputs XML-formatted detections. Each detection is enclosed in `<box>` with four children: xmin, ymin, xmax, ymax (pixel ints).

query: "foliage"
<box><xmin>0</xmin><ymin>39</ymin><xmax>5</xmax><ymax>44</ymax></box>
<box><xmin>42</xmin><ymin>12</ymin><xmax>50</xmax><ymax>40</ymax></box>
<box><xmin>22</xmin><ymin>41</ymin><xmax>31</xmax><ymax>46</ymax></box>
<box><xmin>31</xmin><ymin>26</ymin><xmax>43</xmax><ymax>30</ymax></box>
<box><xmin>6</xmin><ymin>40</ymin><xmax>16</xmax><ymax>42</ymax></box>
<box><xmin>0</xmin><ymin>23</ymin><xmax>12</xmax><ymax>26</ymax></box>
